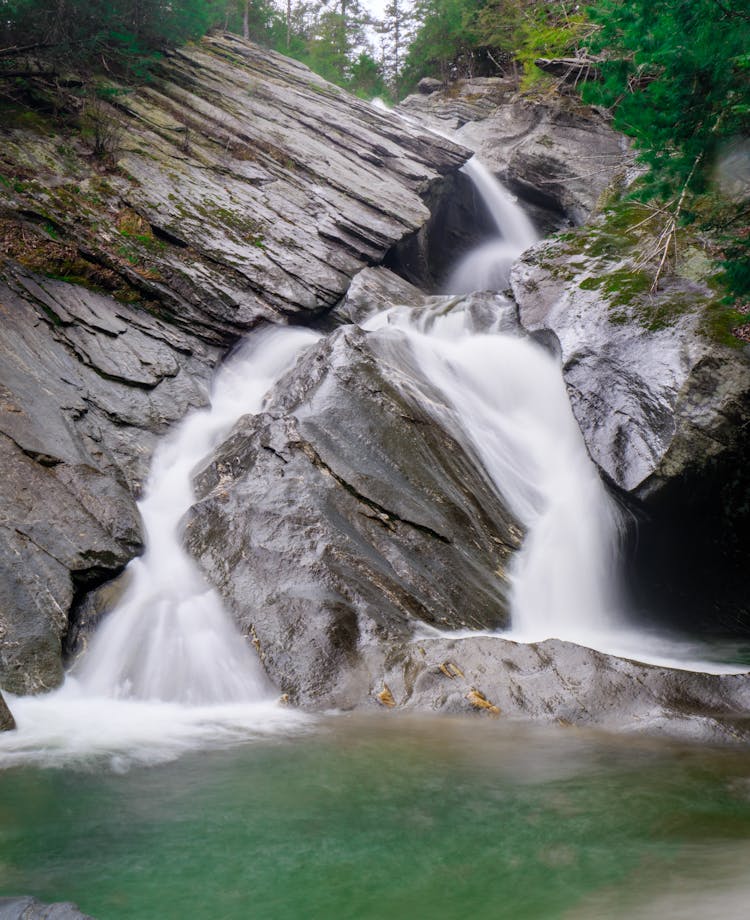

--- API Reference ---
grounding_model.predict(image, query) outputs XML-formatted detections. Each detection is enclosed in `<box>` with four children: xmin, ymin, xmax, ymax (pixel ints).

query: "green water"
<box><xmin>2</xmin><ymin>714</ymin><xmax>750</xmax><ymax>919</ymax></box>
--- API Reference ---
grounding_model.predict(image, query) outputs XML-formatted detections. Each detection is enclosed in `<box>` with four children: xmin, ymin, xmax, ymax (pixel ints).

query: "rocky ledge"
<box><xmin>0</xmin><ymin>35</ymin><xmax>469</xmax><ymax>695</ymax></box>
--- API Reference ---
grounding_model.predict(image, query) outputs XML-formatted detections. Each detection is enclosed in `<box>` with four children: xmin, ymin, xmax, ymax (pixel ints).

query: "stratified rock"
<box><xmin>0</xmin><ymin>898</ymin><xmax>93</xmax><ymax>920</ymax></box>
<box><xmin>185</xmin><ymin>294</ymin><xmax>525</xmax><ymax>707</ymax></box>
<box><xmin>369</xmin><ymin>635</ymin><xmax>750</xmax><ymax>743</ymax></box>
<box><xmin>510</xmin><ymin>240</ymin><xmax>750</xmax><ymax>495</ymax></box>
<box><xmin>0</xmin><ymin>37</ymin><xmax>468</xmax><ymax>694</ymax></box>
<box><xmin>0</xmin><ymin>690</ymin><xmax>15</xmax><ymax>731</ymax></box>
<box><xmin>0</xmin><ymin>266</ymin><xmax>217</xmax><ymax>694</ymax></box>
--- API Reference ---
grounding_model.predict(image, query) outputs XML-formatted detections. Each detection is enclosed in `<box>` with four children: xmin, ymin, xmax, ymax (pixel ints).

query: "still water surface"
<box><xmin>2</xmin><ymin>714</ymin><xmax>750</xmax><ymax>919</ymax></box>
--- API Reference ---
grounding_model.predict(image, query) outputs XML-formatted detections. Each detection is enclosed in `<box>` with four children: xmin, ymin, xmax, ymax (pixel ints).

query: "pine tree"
<box><xmin>583</xmin><ymin>0</ymin><xmax>750</xmax><ymax>297</ymax></box>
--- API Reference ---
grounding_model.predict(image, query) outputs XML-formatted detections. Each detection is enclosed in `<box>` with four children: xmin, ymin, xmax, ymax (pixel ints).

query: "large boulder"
<box><xmin>184</xmin><ymin>285</ymin><xmax>525</xmax><ymax>707</ymax></box>
<box><xmin>0</xmin><ymin>37</ymin><xmax>469</xmax><ymax>695</ymax></box>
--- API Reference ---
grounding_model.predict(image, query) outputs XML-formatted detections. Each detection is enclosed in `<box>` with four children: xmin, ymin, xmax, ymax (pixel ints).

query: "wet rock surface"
<box><xmin>0</xmin><ymin>690</ymin><xmax>15</xmax><ymax>731</ymax></box>
<box><xmin>511</xmin><ymin>234</ymin><xmax>750</xmax><ymax>636</ymax></box>
<box><xmin>0</xmin><ymin>264</ymin><xmax>216</xmax><ymax>693</ymax></box>
<box><xmin>368</xmin><ymin>635</ymin><xmax>750</xmax><ymax>743</ymax></box>
<box><xmin>185</xmin><ymin>288</ymin><xmax>525</xmax><ymax>707</ymax></box>
<box><xmin>0</xmin><ymin>37</ymin><xmax>467</xmax><ymax>695</ymax></box>
<box><xmin>510</xmin><ymin>239</ymin><xmax>750</xmax><ymax>496</ymax></box>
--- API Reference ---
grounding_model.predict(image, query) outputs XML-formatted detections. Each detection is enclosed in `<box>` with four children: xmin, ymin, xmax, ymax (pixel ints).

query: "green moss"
<box><xmin>578</xmin><ymin>276</ymin><xmax>603</xmax><ymax>291</ymax></box>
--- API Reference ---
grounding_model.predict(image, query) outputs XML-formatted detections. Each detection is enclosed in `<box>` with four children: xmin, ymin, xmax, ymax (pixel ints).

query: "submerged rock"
<box><xmin>0</xmin><ymin>898</ymin><xmax>93</xmax><ymax>920</ymax></box>
<box><xmin>0</xmin><ymin>37</ymin><xmax>468</xmax><ymax>695</ymax></box>
<box><xmin>185</xmin><ymin>286</ymin><xmax>524</xmax><ymax>707</ymax></box>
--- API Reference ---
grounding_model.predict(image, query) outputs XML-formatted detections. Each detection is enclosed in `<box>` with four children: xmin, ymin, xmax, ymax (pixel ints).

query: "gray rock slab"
<box><xmin>369</xmin><ymin>635</ymin><xmax>750</xmax><ymax>744</ymax></box>
<box><xmin>510</xmin><ymin>240</ymin><xmax>750</xmax><ymax>495</ymax></box>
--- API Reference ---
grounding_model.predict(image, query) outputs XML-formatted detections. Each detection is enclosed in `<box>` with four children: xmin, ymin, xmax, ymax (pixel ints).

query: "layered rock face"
<box><xmin>0</xmin><ymin>35</ymin><xmax>469</xmax><ymax>694</ymax></box>
<box><xmin>184</xmin><ymin>283</ymin><xmax>524</xmax><ymax>707</ymax></box>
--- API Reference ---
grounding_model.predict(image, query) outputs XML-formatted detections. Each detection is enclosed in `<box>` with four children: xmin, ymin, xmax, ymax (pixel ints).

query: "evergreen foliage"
<box><xmin>0</xmin><ymin>0</ymin><xmax>224</xmax><ymax>73</ymax></box>
<box><xmin>583</xmin><ymin>0</ymin><xmax>750</xmax><ymax>301</ymax></box>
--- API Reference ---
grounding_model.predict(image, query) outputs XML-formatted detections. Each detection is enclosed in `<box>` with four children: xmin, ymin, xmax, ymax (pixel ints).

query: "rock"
<box><xmin>399</xmin><ymin>77</ymin><xmax>517</xmax><ymax>134</ymax></box>
<box><xmin>0</xmin><ymin>265</ymin><xmax>216</xmax><ymax>694</ymax></box>
<box><xmin>0</xmin><ymin>37</ymin><xmax>469</xmax><ymax>694</ymax></box>
<box><xmin>417</xmin><ymin>77</ymin><xmax>443</xmax><ymax>95</ymax></box>
<box><xmin>0</xmin><ymin>898</ymin><xmax>93</xmax><ymax>920</ymax></box>
<box><xmin>399</xmin><ymin>79</ymin><xmax>630</xmax><ymax>226</ymax></box>
<box><xmin>510</xmin><ymin>240</ymin><xmax>750</xmax><ymax>495</ymax></box>
<box><xmin>1</xmin><ymin>34</ymin><xmax>469</xmax><ymax>344</ymax></box>
<box><xmin>369</xmin><ymin>635</ymin><xmax>750</xmax><ymax>743</ymax></box>
<box><xmin>0</xmin><ymin>690</ymin><xmax>15</xmax><ymax>731</ymax></box>
<box><xmin>185</xmin><ymin>291</ymin><xmax>525</xmax><ymax>707</ymax></box>
<box><xmin>510</xmin><ymin>230</ymin><xmax>750</xmax><ymax>635</ymax></box>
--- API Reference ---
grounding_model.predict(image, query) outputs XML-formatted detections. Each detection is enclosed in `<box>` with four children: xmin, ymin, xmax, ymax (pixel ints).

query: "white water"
<box><xmin>424</xmin><ymin>160</ymin><xmax>746</xmax><ymax>674</ymax></box>
<box><xmin>0</xmin><ymin>326</ymin><xmax>321</xmax><ymax>768</ymax></box>
<box><xmin>445</xmin><ymin>158</ymin><xmax>538</xmax><ymax>294</ymax></box>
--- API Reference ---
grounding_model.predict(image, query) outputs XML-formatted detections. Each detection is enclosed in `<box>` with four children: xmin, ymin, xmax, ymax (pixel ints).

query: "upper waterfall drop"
<box><xmin>444</xmin><ymin>157</ymin><xmax>539</xmax><ymax>295</ymax></box>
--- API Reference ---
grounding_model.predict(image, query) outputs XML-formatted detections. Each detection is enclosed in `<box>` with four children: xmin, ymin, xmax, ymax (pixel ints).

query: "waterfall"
<box><xmin>78</xmin><ymin>326</ymin><xmax>321</xmax><ymax>704</ymax></box>
<box><xmin>366</xmin><ymin>303</ymin><xmax>624</xmax><ymax>644</ymax></box>
<box><xmin>0</xmin><ymin>327</ymin><xmax>319</xmax><ymax>767</ymax></box>
<box><xmin>444</xmin><ymin>157</ymin><xmax>538</xmax><ymax>294</ymax></box>
<box><xmin>436</xmin><ymin>160</ymin><xmax>624</xmax><ymax>640</ymax></box>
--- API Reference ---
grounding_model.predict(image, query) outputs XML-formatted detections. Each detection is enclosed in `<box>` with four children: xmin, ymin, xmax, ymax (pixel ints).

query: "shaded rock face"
<box><xmin>399</xmin><ymin>80</ymin><xmax>629</xmax><ymax>227</ymax></box>
<box><xmin>184</xmin><ymin>287</ymin><xmax>524</xmax><ymax>707</ymax></box>
<box><xmin>510</xmin><ymin>238</ymin><xmax>750</xmax><ymax>636</ymax></box>
<box><xmin>370</xmin><ymin>635</ymin><xmax>750</xmax><ymax>744</ymax></box>
<box><xmin>0</xmin><ymin>690</ymin><xmax>15</xmax><ymax>731</ymax></box>
<box><xmin>0</xmin><ymin>37</ymin><xmax>469</xmax><ymax>695</ymax></box>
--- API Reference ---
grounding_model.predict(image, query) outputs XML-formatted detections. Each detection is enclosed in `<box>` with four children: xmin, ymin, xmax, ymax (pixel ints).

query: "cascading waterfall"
<box><xmin>444</xmin><ymin>158</ymin><xmax>538</xmax><ymax>294</ymax></box>
<box><xmin>366</xmin><ymin>304</ymin><xmax>625</xmax><ymax>646</ymax></box>
<box><xmin>78</xmin><ymin>326</ymin><xmax>321</xmax><ymax>704</ymax></box>
<box><xmin>0</xmin><ymin>327</ymin><xmax>319</xmax><ymax>767</ymax></box>
<box><xmin>408</xmin><ymin>158</ymin><xmax>744</xmax><ymax>671</ymax></box>
<box><xmin>1</xmin><ymin>152</ymin><xmax>741</xmax><ymax>769</ymax></box>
